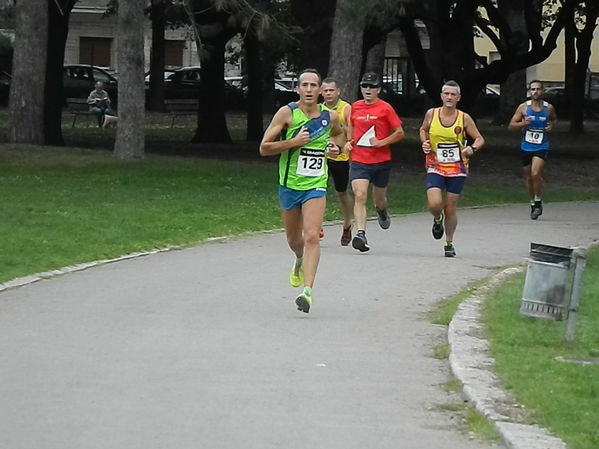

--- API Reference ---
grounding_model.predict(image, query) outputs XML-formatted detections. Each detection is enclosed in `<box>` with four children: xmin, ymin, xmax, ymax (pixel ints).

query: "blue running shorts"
<box><xmin>426</xmin><ymin>173</ymin><xmax>466</xmax><ymax>195</ymax></box>
<box><xmin>278</xmin><ymin>186</ymin><xmax>327</xmax><ymax>211</ymax></box>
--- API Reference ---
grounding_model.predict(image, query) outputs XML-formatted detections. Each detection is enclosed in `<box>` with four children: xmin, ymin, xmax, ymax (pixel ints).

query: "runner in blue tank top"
<box><xmin>509</xmin><ymin>80</ymin><xmax>557</xmax><ymax>220</ymax></box>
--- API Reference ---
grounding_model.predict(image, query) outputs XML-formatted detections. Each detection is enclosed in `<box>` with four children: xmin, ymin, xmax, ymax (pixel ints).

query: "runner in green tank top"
<box><xmin>260</xmin><ymin>68</ymin><xmax>345</xmax><ymax>314</ymax></box>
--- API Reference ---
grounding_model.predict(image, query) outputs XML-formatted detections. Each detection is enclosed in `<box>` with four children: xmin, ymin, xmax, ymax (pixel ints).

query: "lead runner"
<box><xmin>259</xmin><ymin>68</ymin><xmax>346</xmax><ymax>313</ymax></box>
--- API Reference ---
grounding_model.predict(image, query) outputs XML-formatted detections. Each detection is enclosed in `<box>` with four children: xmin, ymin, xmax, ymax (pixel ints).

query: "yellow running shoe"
<box><xmin>295</xmin><ymin>292</ymin><xmax>312</xmax><ymax>313</ymax></box>
<box><xmin>289</xmin><ymin>263</ymin><xmax>304</xmax><ymax>287</ymax></box>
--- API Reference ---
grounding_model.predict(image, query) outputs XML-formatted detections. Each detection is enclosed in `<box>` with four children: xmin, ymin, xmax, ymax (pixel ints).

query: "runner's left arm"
<box><xmin>370</xmin><ymin>125</ymin><xmax>405</xmax><ymax>148</ymax></box>
<box><xmin>462</xmin><ymin>113</ymin><xmax>485</xmax><ymax>158</ymax></box>
<box><xmin>546</xmin><ymin>104</ymin><xmax>557</xmax><ymax>132</ymax></box>
<box><xmin>371</xmin><ymin>107</ymin><xmax>405</xmax><ymax>148</ymax></box>
<box><xmin>327</xmin><ymin>110</ymin><xmax>345</xmax><ymax>157</ymax></box>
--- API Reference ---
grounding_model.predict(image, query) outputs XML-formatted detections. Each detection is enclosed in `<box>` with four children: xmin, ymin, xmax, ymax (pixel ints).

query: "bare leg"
<box><xmin>351</xmin><ymin>179</ymin><xmax>370</xmax><ymax>232</ymax></box>
<box><xmin>426</xmin><ymin>187</ymin><xmax>444</xmax><ymax>217</ymax></box>
<box><xmin>530</xmin><ymin>156</ymin><xmax>545</xmax><ymax>198</ymax></box>
<box><xmin>523</xmin><ymin>165</ymin><xmax>534</xmax><ymax>201</ymax></box>
<box><xmin>298</xmin><ymin>196</ymin><xmax>326</xmax><ymax>288</ymax></box>
<box><xmin>337</xmin><ymin>191</ymin><xmax>353</xmax><ymax>228</ymax></box>
<box><xmin>282</xmin><ymin>206</ymin><xmax>304</xmax><ymax>260</ymax></box>
<box><xmin>444</xmin><ymin>193</ymin><xmax>460</xmax><ymax>243</ymax></box>
<box><xmin>372</xmin><ymin>185</ymin><xmax>388</xmax><ymax>211</ymax></box>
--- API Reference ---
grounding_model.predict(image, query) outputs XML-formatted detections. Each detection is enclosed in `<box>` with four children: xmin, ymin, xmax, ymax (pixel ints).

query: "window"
<box><xmin>80</xmin><ymin>37</ymin><xmax>112</xmax><ymax>67</ymax></box>
<box><xmin>165</xmin><ymin>40</ymin><xmax>185</xmax><ymax>67</ymax></box>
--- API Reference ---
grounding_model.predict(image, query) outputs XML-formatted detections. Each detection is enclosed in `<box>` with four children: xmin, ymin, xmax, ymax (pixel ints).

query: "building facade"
<box><xmin>66</xmin><ymin>0</ymin><xmax>201</xmax><ymax>72</ymax></box>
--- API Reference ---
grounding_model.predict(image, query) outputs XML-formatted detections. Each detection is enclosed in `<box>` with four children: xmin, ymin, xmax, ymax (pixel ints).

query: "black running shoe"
<box><xmin>352</xmin><ymin>232</ymin><xmax>370</xmax><ymax>252</ymax></box>
<box><xmin>444</xmin><ymin>242</ymin><xmax>456</xmax><ymax>258</ymax></box>
<box><xmin>376</xmin><ymin>208</ymin><xmax>391</xmax><ymax>230</ymax></box>
<box><xmin>531</xmin><ymin>201</ymin><xmax>543</xmax><ymax>220</ymax></box>
<box><xmin>432</xmin><ymin>213</ymin><xmax>444</xmax><ymax>240</ymax></box>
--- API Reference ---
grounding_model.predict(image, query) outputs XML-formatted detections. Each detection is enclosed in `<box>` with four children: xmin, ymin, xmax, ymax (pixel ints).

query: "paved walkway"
<box><xmin>0</xmin><ymin>202</ymin><xmax>597</xmax><ymax>449</ymax></box>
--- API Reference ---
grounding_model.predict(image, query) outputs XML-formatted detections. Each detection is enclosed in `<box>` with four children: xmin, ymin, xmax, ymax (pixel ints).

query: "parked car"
<box><xmin>542</xmin><ymin>86</ymin><xmax>599</xmax><ymax>118</ymax></box>
<box><xmin>63</xmin><ymin>64</ymin><xmax>118</xmax><ymax>100</ymax></box>
<box><xmin>225</xmin><ymin>75</ymin><xmax>246</xmax><ymax>91</ymax></box>
<box><xmin>144</xmin><ymin>69</ymin><xmax>177</xmax><ymax>85</ymax></box>
<box><xmin>274</xmin><ymin>80</ymin><xmax>298</xmax><ymax>108</ymax></box>
<box><xmin>157</xmin><ymin>67</ymin><xmax>246</xmax><ymax>109</ymax></box>
<box><xmin>275</xmin><ymin>77</ymin><xmax>298</xmax><ymax>90</ymax></box>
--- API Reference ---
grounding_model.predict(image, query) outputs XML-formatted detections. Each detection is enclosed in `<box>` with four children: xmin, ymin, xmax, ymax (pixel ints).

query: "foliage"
<box><xmin>396</xmin><ymin>0</ymin><xmax>584</xmax><ymax>110</ymax></box>
<box><xmin>0</xmin><ymin>0</ymin><xmax>14</xmax><ymax>19</ymax></box>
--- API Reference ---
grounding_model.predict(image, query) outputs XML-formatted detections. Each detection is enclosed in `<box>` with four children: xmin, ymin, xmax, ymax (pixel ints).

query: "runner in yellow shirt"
<box><xmin>321</xmin><ymin>77</ymin><xmax>353</xmax><ymax>245</ymax></box>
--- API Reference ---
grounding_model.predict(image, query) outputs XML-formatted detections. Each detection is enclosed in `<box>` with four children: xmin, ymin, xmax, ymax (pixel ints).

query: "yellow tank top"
<box><xmin>325</xmin><ymin>99</ymin><xmax>350</xmax><ymax>162</ymax></box>
<box><xmin>426</xmin><ymin>108</ymin><xmax>468</xmax><ymax>177</ymax></box>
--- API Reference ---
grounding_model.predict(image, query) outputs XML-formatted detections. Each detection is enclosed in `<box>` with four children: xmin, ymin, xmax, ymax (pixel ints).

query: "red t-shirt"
<box><xmin>350</xmin><ymin>99</ymin><xmax>402</xmax><ymax>164</ymax></box>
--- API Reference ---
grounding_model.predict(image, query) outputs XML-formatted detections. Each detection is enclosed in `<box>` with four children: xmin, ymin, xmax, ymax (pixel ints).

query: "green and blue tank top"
<box><xmin>278</xmin><ymin>102</ymin><xmax>332</xmax><ymax>190</ymax></box>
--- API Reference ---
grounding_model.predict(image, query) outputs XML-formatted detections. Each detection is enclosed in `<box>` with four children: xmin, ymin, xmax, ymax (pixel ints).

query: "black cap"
<box><xmin>360</xmin><ymin>72</ymin><xmax>381</xmax><ymax>87</ymax></box>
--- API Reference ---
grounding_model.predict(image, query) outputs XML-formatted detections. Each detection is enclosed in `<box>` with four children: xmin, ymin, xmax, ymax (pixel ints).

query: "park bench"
<box><xmin>164</xmin><ymin>99</ymin><xmax>199</xmax><ymax>127</ymax></box>
<box><xmin>65</xmin><ymin>97</ymin><xmax>96</xmax><ymax>128</ymax></box>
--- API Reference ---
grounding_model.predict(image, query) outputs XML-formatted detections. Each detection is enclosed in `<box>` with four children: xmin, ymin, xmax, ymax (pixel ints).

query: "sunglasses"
<box><xmin>360</xmin><ymin>83</ymin><xmax>379</xmax><ymax>89</ymax></box>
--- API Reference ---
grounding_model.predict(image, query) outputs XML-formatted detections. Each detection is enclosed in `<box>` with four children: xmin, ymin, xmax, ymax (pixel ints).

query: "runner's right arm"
<box><xmin>508</xmin><ymin>103</ymin><xmax>530</xmax><ymax>132</ymax></box>
<box><xmin>419</xmin><ymin>108</ymin><xmax>433</xmax><ymax>153</ymax></box>
<box><xmin>259</xmin><ymin>106</ymin><xmax>310</xmax><ymax>156</ymax></box>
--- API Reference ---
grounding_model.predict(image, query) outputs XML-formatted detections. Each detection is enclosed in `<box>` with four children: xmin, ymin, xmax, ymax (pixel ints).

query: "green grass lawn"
<box><xmin>2</xmin><ymin>136</ymin><xmax>598</xmax><ymax>285</ymax></box>
<box><xmin>483</xmin><ymin>246</ymin><xmax>599</xmax><ymax>449</ymax></box>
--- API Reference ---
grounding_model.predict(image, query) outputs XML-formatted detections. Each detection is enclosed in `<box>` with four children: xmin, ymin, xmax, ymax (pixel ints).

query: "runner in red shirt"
<box><xmin>345</xmin><ymin>72</ymin><xmax>404</xmax><ymax>252</ymax></box>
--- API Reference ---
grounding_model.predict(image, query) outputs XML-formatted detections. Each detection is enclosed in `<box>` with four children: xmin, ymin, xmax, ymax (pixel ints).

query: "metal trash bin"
<box><xmin>520</xmin><ymin>243</ymin><xmax>574</xmax><ymax>320</ymax></box>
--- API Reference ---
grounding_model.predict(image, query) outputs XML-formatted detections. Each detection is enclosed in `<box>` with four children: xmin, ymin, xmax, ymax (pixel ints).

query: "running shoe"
<box><xmin>444</xmin><ymin>242</ymin><xmax>456</xmax><ymax>258</ymax></box>
<box><xmin>530</xmin><ymin>201</ymin><xmax>543</xmax><ymax>220</ymax></box>
<box><xmin>340</xmin><ymin>225</ymin><xmax>352</xmax><ymax>246</ymax></box>
<box><xmin>289</xmin><ymin>263</ymin><xmax>303</xmax><ymax>287</ymax></box>
<box><xmin>377</xmin><ymin>208</ymin><xmax>391</xmax><ymax>229</ymax></box>
<box><xmin>432</xmin><ymin>213</ymin><xmax>444</xmax><ymax>240</ymax></box>
<box><xmin>352</xmin><ymin>232</ymin><xmax>370</xmax><ymax>252</ymax></box>
<box><xmin>319</xmin><ymin>228</ymin><xmax>325</xmax><ymax>240</ymax></box>
<box><xmin>295</xmin><ymin>292</ymin><xmax>312</xmax><ymax>313</ymax></box>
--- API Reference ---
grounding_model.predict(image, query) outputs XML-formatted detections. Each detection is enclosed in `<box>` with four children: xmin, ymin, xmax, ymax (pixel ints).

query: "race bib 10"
<box><xmin>525</xmin><ymin>128</ymin><xmax>544</xmax><ymax>145</ymax></box>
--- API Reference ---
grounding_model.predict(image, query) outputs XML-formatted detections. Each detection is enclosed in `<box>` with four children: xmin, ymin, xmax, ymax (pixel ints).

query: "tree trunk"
<box><xmin>188</xmin><ymin>0</ymin><xmax>239</xmax><ymax>143</ymax></box>
<box><xmin>244</xmin><ymin>32</ymin><xmax>264</xmax><ymax>141</ymax></box>
<box><xmin>9</xmin><ymin>0</ymin><xmax>47</xmax><ymax>144</ymax></box>
<box><xmin>113</xmin><ymin>0</ymin><xmax>146</xmax><ymax>160</ymax></box>
<box><xmin>328</xmin><ymin>0</ymin><xmax>368</xmax><ymax>103</ymax></box>
<box><xmin>495</xmin><ymin>70</ymin><xmax>526</xmax><ymax>125</ymax></box>
<box><xmin>564</xmin><ymin>7</ymin><xmax>576</xmax><ymax>123</ymax></box>
<box><xmin>364</xmin><ymin>36</ymin><xmax>386</xmax><ymax>77</ymax></box>
<box><xmin>147</xmin><ymin>0</ymin><xmax>167</xmax><ymax>112</ymax></box>
<box><xmin>291</xmin><ymin>0</ymin><xmax>335</xmax><ymax>76</ymax></box>
<box><xmin>193</xmin><ymin>33</ymin><xmax>232</xmax><ymax>143</ymax></box>
<box><xmin>45</xmin><ymin>0</ymin><xmax>74</xmax><ymax>146</ymax></box>
<box><xmin>569</xmin><ymin>0</ymin><xmax>598</xmax><ymax>134</ymax></box>
<box><xmin>492</xmin><ymin>1</ymin><xmax>529</xmax><ymax>125</ymax></box>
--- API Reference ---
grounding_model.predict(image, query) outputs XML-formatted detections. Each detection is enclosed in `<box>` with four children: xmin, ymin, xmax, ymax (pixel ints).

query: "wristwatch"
<box><xmin>471</xmin><ymin>145</ymin><xmax>478</xmax><ymax>153</ymax></box>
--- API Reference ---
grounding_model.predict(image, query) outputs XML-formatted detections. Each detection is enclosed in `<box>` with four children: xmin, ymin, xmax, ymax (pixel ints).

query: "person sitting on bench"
<box><xmin>87</xmin><ymin>81</ymin><xmax>116</xmax><ymax>127</ymax></box>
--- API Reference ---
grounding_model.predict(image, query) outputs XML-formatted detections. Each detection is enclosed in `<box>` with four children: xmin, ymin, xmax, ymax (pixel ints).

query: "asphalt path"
<box><xmin>1</xmin><ymin>202</ymin><xmax>597</xmax><ymax>449</ymax></box>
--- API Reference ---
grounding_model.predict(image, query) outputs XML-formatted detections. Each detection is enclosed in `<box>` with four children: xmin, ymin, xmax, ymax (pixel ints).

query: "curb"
<box><xmin>448</xmin><ymin>267</ymin><xmax>568</xmax><ymax>449</ymax></box>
